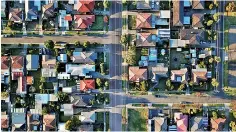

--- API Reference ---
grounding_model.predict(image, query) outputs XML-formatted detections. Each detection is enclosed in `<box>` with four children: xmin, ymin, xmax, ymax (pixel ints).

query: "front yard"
<box><xmin>94</xmin><ymin>112</ymin><xmax>109</xmax><ymax>131</ymax></box>
<box><xmin>128</xmin><ymin>108</ymin><xmax>148</xmax><ymax>131</ymax></box>
<box><xmin>90</xmin><ymin>15</ymin><xmax>104</xmax><ymax>31</ymax></box>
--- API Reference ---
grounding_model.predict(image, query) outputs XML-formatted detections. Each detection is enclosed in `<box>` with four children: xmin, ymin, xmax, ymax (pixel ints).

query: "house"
<box><xmin>26</xmin><ymin>55</ymin><xmax>39</xmax><ymax>71</ymax></box>
<box><xmin>171</xmin><ymin>68</ymin><xmax>188</xmax><ymax>83</ymax></box>
<box><xmin>136</xmin><ymin>0</ymin><xmax>159</xmax><ymax>10</ymax></box>
<box><xmin>192</xmin><ymin>13</ymin><xmax>204</xmax><ymax>28</ymax></box>
<box><xmin>139</xmin><ymin>48</ymin><xmax>158</xmax><ymax>66</ymax></box>
<box><xmin>1</xmin><ymin>56</ymin><xmax>9</xmax><ymax>84</ymax></box>
<box><xmin>190</xmin><ymin>116</ymin><xmax>208</xmax><ymax>131</ymax></box>
<box><xmin>211</xmin><ymin>118</ymin><xmax>226</xmax><ymax>131</ymax></box>
<box><xmin>78</xmin><ymin>124</ymin><xmax>94</xmax><ymax>132</ymax></box>
<box><xmin>1</xmin><ymin>113</ymin><xmax>8</xmax><ymax>130</ymax></box>
<box><xmin>192</xmin><ymin>0</ymin><xmax>205</xmax><ymax>9</ymax></box>
<box><xmin>42</xmin><ymin>3</ymin><xmax>54</xmax><ymax>19</ymax></box>
<box><xmin>43</xmin><ymin>114</ymin><xmax>56</xmax><ymax>131</ymax></box>
<box><xmin>74</xmin><ymin>0</ymin><xmax>95</xmax><ymax>13</ymax></box>
<box><xmin>27</xmin><ymin>112</ymin><xmax>41</xmax><ymax>131</ymax></box>
<box><xmin>180</xmin><ymin>29</ymin><xmax>205</xmax><ymax>45</ymax></box>
<box><xmin>192</xmin><ymin>68</ymin><xmax>211</xmax><ymax>84</ymax></box>
<box><xmin>172</xmin><ymin>1</ymin><xmax>184</xmax><ymax>26</ymax></box>
<box><xmin>35</xmin><ymin>94</ymin><xmax>58</xmax><ymax>104</ymax></box>
<box><xmin>74</xmin><ymin>15</ymin><xmax>95</xmax><ymax>30</ymax></box>
<box><xmin>169</xmin><ymin>39</ymin><xmax>187</xmax><ymax>48</ymax></box>
<box><xmin>11</xmin><ymin>72</ymin><xmax>27</xmax><ymax>94</ymax></box>
<box><xmin>12</xmin><ymin>112</ymin><xmax>26</xmax><ymax>131</ymax></box>
<box><xmin>153</xmin><ymin>117</ymin><xmax>168</xmax><ymax>131</ymax></box>
<box><xmin>79</xmin><ymin>111</ymin><xmax>96</xmax><ymax>123</ymax></box>
<box><xmin>41</xmin><ymin>55</ymin><xmax>57</xmax><ymax>78</ymax></box>
<box><xmin>80</xmin><ymin>79</ymin><xmax>95</xmax><ymax>92</ymax></box>
<box><xmin>71</xmin><ymin>50</ymin><xmax>97</xmax><ymax>64</ymax></box>
<box><xmin>71</xmin><ymin>94</ymin><xmax>94</xmax><ymax>107</ymax></box>
<box><xmin>11</xmin><ymin>56</ymin><xmax>24</xmax><ymax>72</ymax></box>
<box><xmin>136</xmin><ymin>33</ymin><xmax>156</xmax><ymax>47</ymax></box>
<box><xmin>151</xmin><ymin>63</ymin><xmax>168</xmax><ymax>82</ymax></box>
<box><xmin>57</xmin><ymin>53</ymin><xmax>67</xmax><ymax>63</ymax></box>
<box><xmin>66</xmin><ymin>64</ymin><xmax>95</xmax><ymax>77</ymax></box>
<box><xmin>58</xmin><ymin>10</ymin><xmax>72</xmax><ymax>30</ymax></box>
<box><xmin>25</xmin><ymin>0</ymin><xmax>40</xmax><ymax>21</ymax></box>
<box><xmin>61</xmin><ymin>104</ymin><xmax>74</xmax><ymax>116</ymax></box>
<box><xmin>136</xmin><ymin>13</ymin><xmax>154</xmax><ymax>29</ymax></box>
<box><xmin>26</xmin><ymin>76</ymin><xmax>34</xmax><ymax>85</ymax></box>
<box><xmin>62</xmin><ymin>86</ymin><xmax>76</xmax><ymax>93</ymax></box>
<box><xmin>129</xmin><ymin>66</ymin><xmax>148</xmax><ymax>82</ymax></box>
<box><xmin>174</xmin><ymin>113</ymin><xmax>188</xmax><ymax>131</ymax></box>
<box><xmin>9</xmin><ymin>8</ymin><xmax>23</xmax><ymax>23</ymax></box>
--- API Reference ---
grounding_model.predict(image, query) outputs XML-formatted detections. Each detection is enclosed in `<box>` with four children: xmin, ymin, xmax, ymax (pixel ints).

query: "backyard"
<box><xmin>128</xmin><ymin>108</ymin><xmax>148</xmax><ymax>131</ymax></box>
<box><xmin>90</xmin><ymin>15</ymin><xmax>104</xmax><ymax>31</ymax></box>
<box><xmin>28</xmin><ymin>70</ymin><xmax>41</xmax><ymax>93</ymax></box>
<box><xmin>170</xmin><ymin>49</ymin><xmax>189</xmax><ymax>70</ymax></box>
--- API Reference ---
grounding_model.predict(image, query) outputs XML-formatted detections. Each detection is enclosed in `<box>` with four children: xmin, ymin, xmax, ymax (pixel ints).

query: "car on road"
<box><xmin>180</xmin><ymin>101</ymin><xmax>193</xmax><ymax>104</ymax></box>
<box><xmin>155</xmin><ymin>95</ymin><xmax>161</xmax><ymax>98</ymax></box>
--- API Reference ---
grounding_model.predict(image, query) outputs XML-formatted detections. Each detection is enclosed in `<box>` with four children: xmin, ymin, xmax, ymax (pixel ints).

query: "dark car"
<box><xmin>155</xmin><ymin>95</ymin><xmax>161</xmax><ymax>98</ymax></box>
<box><xmin>180</xmin><ymin>101</ymin><xmax>193</xmax><ymax>104</ymax></box>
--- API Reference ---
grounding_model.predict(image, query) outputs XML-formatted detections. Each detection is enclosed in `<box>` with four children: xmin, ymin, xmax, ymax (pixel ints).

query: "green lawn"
<box><xmin>95</xmin><ymin>112</ymin><xmax>110</xmax><ymax>130</ymax></box>
<box><xmin>91</xmin><ymin>15</ymin><xmax>104</xmax><ymax>31</ymax></box>
<box><xmin>128</xmin><ymin>108</ymin><xmax>148</xmax><ymax>131</ymax></box>
<box><xmin>224</xmin><ymin>16</ymin><xmax>236</xmax><ymax>47</ymax></box>
<box><xmin>152</xmin><ymin>104</ymin><xmax>168</xmax><ymax>107</ymax></box>
<box><xmin>154</xmin><ymin>78</ymin><xmax>168</xmax><ymax>91</ymax></box>
<box><xmin>66</xmin><ymin>79</ymin><xmax>77</xmax><ymax>86</ymax></box>
<box><xmin>10</xmin><ymin>48</ymin><xmax>24</xmax><ymax>55</ymax></box>
<box><xmin>59</xmin><ymin>112</ymin><xmax>71</xmax><ymax>122</ymax></box>
<box><xmin>170</xmin><ymin>49</ymin><xmax>189</xmax><ymax>70</ymax></box>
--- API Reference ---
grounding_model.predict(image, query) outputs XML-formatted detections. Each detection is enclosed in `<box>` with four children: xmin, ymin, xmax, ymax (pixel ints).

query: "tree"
<box><xmin>1</xmin><ymin>92</ymin><xmax>8</xmax><ymax>98</ymax></box>
<box><xmin>40</xmin><ymin>77</ymin><xmax>46</xmax><ymax>82</ymax></box>
<box><xmin>199</xmin><ymin>61</ymin><xmax>206</xmax><ymax>68</ymax></box>
<box><xmin>209</xmin><ymin>57</ymin><xmax>214</xmax><ymax>63</ymax></box>
<box><xmin>140</xmin><ymin>81</ymin><xmax>147</xmax><ymax>91</ymax></box>
<box><xmin>66</xmin><ymin>49</ymin><xmax>73</xmax><ymax>57</ymax></box>
<box><xmin>90</xmin><ymin>99</ymin><xmax>95</xmax><ymax>105</ymax></box>
<box><xmin>44</xmin><ymin>40</ymin><xmax>54</xmax><ymax>49</ymax></box>
<box><xmin>166</xmin><ymin>79</ymin><xmax>171</xmax><ymax>88</ymax></box>
<box><xmin>103</xmin><ymin>0</ymin><xmax>110</xmax><ymax>9</ymax></box>
<box><xmin>214</xmin><ymin>1</ymin><xmax>219</xmax><ymax>7</ymax></box>
<box><xmin>96</xmin><ymin>78</ymin><xmax>102</xmax><ymax>87</ymax></box>
<box><xmin>74</xmin><ymin>41</ymin><xmax>81</xmax><ymax>47</ymax></box>
<box><xmin>83</xmin><ymin>41</ymin><xmax>90</xmax><ymax>48</ymax></box>
<box><xmin>178</xmin><ymin>84</ymin><xmax>185</xmax><ymax>91</ymax></box>
<box><xmin>42</xmin><ymin>107</ymin><xmax>48</xmax><ymax>115</ymax></box>
<box><xmin>226</xmin><ymin>2</ymin><xmax>235</xmax><ymax>12</ymax></box>
<box><xmin>207</xmin><ymin>20</ymin><xmax>214</xmax><ymax>26</ymax></box>
<box><xmin>213</xmin><ymin>13</ymin><xmax>219</xmax><ymax>22</ymax></box>
<box><xmin>230</xmin><ymin>121</ymin><xmax>236</xmax><ymax>131</ymax></box>
<box><xmin>211</xmin><ymin>78</ymin><xmax>219</xmax><ymax>87</ymax></box>
<box><xmin>126</xmin><ymin>45</ymin><xmax>136</xmax><ymax>65</ymax></box>
<box><xmin>105</xmin><ymin>81</ymin><xmax>109</xmax><ymax>87</ymax></box>
<box><xmin>55</xmin><ymin>49</ymin><xmax>59</xmax><ymax>56</ymax></box>
<box><xmin>65</xmin><ymin>117</ymin><xmax>81</xmax><ymax>130</ymax></box>
<box><xmin>212</xmin><ymin>111</ymin><xmax>218</xmax><ymax>119</ymax></box>
<box><xmin>120</xmin><ymin>34</ymin><xmax>128</xmax><ymax>46</ymax></box>
<box><xmin>233</xmin><ymin>111</ymin><xmax>236</xmax><ymax>119</ymax></box>
<box><xmin>209</xmin><ymin>4</ymin><xmax>214</xmax><ymax>9</ymax></box>
<box><xmin>65</xmin><ymin>120</ymin><xmax>73</xmax><ymax>130</ymax></box>
<box><xmin>100</xmin><ymin>63</ymin><xmax>105</xmax><ymax>75</ymax></box>
<box><xmin>214</xmin><ymin>56</ymin><xmax>221</xmax><ymax>63</ymax></box>
<box><xmin>56</xmin><ymin>91</ymin><xmax>69</xmax><ymax>103</ymax></box>
<box><xmin>189</xmin><ymin>81</ymin><xmax>194</xmax><ymax>87</ymax></box>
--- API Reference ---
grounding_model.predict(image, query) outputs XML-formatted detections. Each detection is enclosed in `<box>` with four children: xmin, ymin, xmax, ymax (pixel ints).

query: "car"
<box><xmin>155</xmin><ymin>95</ymin><xmax>161</xmax><ymax>98</ymax></box>
<box><xmin>180</xmin><ymin>101</ymin><xmax>193</xmax><ymax>104</ymax></box>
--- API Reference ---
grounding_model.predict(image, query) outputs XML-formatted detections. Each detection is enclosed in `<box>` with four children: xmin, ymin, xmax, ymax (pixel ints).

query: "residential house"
<box><xmin>43</xmin><ymin>114</ymin><xmax>56</xmax><ymax>131</ymax></box>
<box><xmin>211</xmin><ymin>118</ymin><xmax>226</xmax><ymax>131</ymax></box>
<box><xmin>136</xmin><ymin>33</ymin><xmax>156</xmax><ymax>47</ymax></box>
<box><xmin>66</xmin><ymin>64</ymin><xmax>95</xmax><ymax>77</ymax></box>
<box><xmin>61</xmin><ymin>104</ymin><xmax>74</xmax><ymax>116</ymax></box>
<box><xmin>74</xmin><ymin>15</ymin><xmax>95</xmax><ymax>30</ymax></box>
<box><xmin>11</xmin><ymin>56</ymin><xmax>24</xmax><ymax>73</ymax></box>
<box><xmin>58</xmin><ymin>72</ymin><xmax>71</xmax><ymax>79</ymax></box>
<box><xmin>9</xmin><ymin>8</ymin><xmax>23</xmax><ymax>23</ymax></box>
<box><xmin>80</xmin><ymin>79</ymin><xmax>95</xmax><ymax>92</ymax></box>
<box><xmin>156</xmin><ymin>10</ymin><xmax>171</xmax><ymax>27</ymax></box>
<box><xmin>192</xmin><ymin>68</ymin><xmax>211</xmax><ymax>84</ymax></box>
<box><xmin>192</xmin><ymin>13</ymin><xmax>204</xmax><ymax>28</ymax></box>
<box><xmin>1</xmin><ymin>56</ymin><xmax>9</xmax><ymax>84</ymax></box>
<box><xmin>171</xmin><ymin>68</ymin><xmax>188</xmax><ymax>83</ymax></box>
<box><xmin>180</xmin><ymin>29</ymin><xmax>205</xmax><ymax>45</ymax></box>
<box><xmin>27</xmin><ymin>112</ymin><xmax>41</xmax><ymax>131</ymax></box>
<box><xmin>129</xmin><ymin>66</ymin><xmax>148</xmax><ymax>82</ymax></box>
<box><xmin>41</xmin><ymin>55</ymin><xmax>57</xmax><ymax>78</ymax></box>
<box><xmin>74</xmin><ymin>0</ymin><xmax>95</xmax><ymax>13</ymax></box>
<box><xmin>153</xmin><ymin>117</ymin><xmax>168</xmax><ymax>131</ymax></box>
<box><xmin>26</xmin><ymin>55</ymin><xmax>39</xmax><ymax>71</ymax></box>
<box><xmin>58</xmin><ymin>10</ymin><xmax>72</xmax><ymax>30</ymax></box>
<box><xmin>71</xmin><ymin>50</ymin><xmax>97</xmax><ymax>64</ymax></box>
<box><xmin>198</xmin><ymin>48</ymin><xmax>213</xmax><ymax>58</ymax></box>
<box><xmin>11</xmin><ymin>108</ymin><xmax>26</xmax><ymax>131</ymax></box>
<box><xmin>174</xmin><ymin>113</ymin><xmax>188</xmax><ymax>131</ymax></box>
<box><xmin>190</xmin><ymin>116</ymin><xmax>208</xmax><ymax>131</ymax></box>
<box><xmin>1</xmin><ymin>113</ymin><xmax>8</xmax><ymax>130</ymax></box>
<box><xmin>35</xmin><ymin>94</ymin><xmax>58</xmax><ymax>104</ymax></box>
<box><xmin>139</xmin><ymin>48</ymin><xmax>158</xmax><ymax>67</ymax></box>
<box><xmin>151</xmin><ymin>63</ymin><xmax>168</xmax><ymax>82</ymax></box>
<box><xmin>42</xmin><ymin>3</ymin><xmax>54</xmax><ymax>19</ymax></box>
<box><xmin>192</xmin><ymin>0</ymin><xmax>205</xmax><ymax>9</ymax></box>
<box><xmin>136</xmin><ymin>13</ymin><xmax>154</xmax><ymax>29</ymax></box>
<box><xmin>70</xmin><ymin>94</ymin><xmax>95</xmax><ymax>107</ymax></box>
<box><xmin>57</xmin><ymin>53</ymin><xmax>67</xmax><ymax>63</ymax></box>
<box><xmin>79</xmin><ymin>111</ymin><xmax>96</xmax><ymax>123</ymax></box>
<box><xmin>169</xmin><ymin>39</ymin><xmax>187</xmax><ymax>48</ymax></box>
<box><xmin>136</xmin><ymin>0</ymin><xmax>159</xmax><ymax>10</ymax></box>
<box><xmin>25</xmin><ymin>0</ymin><xmax>41</xmax><ymax>21</ymax></box>
<box><xmin>172</xmin><ymin>1</ymin><xmax>184</xmax><ymax>26</ymax></box>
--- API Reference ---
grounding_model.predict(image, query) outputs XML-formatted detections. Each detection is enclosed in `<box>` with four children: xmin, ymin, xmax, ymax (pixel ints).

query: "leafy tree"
<box><xmin>65</xmin><ymin>120</ymin><xmax>73</xmax><ymax>130</ymax></box>
<box><xmin>120</xmin><ymin>34</ymin><xmax>128</xmax><ymax>46</ymax></box>
<box><xmin>40</xmin><ymin>77</ymin><xmax>46</xmax><ymax>82</ymax></box>
<box><xmin>56</xmin><ymin>91</ymin><xmax>69</xmax><ymax>103</ymax></box>
<box><xmin>83</xmin><ymin>41</ymin><xmax>90</xmax><ymax>48</ymax></box>
<box><xmin>189</xmin><ymin>81</ymin><xmax>194</xmax><ymax>87</ymax></box>
<box><xmin>214</xmin><ymin>56</ymin><xmax>221</xmax><ymax>63</ymax></box>
<box><xmin>105</xmin><ymin>81</ymin><xmax>109</xmax><ymax>87</ymax></box>
<box><xmin>66</xmin><ymin>49</ymin><xmax>73</xmax><ymax>57</ymax></box>
<box><xmin>213</xmin><ymin>13</ymin><xmax>219</xmax><ymax>22</ymax></box>
<box><xmin>199</xmin><ymin>61</ymin><xmax>206</xmax><ymax>68</ymax></box>
<box><xmin>211</xmin><ymin>78</ymin><xmax>219</xmax><ymax>87</ymax></box>
<box><xmin>140</xmin><ymin>81</ymin><xmax>147</xmax><ymax>91</ymax></box>
<box><xmin>42</xmin><ymin>107</ymin><xmax>48</xmax><ymax>115</ymax></box>
<box><xmin>214</xmin><ymin>1</ymin><xmax>219</xmax><ymax>7</ymax></box>
<box><xmin>209</xmin><ymin>57</ymin><xmax>214</xmax><ymax>63</ymax></box>
<box><xmin>55</xmin><ymin>49</ymin><xmax>59</xmax><ymax>56</ymax></box>
<box><xmin>212</xmin><ymin>111</ymin><xmax>218</xmax><ymax>119</ymax></box>
<box><xmin>96</xmin><ymin>78</ymin><xmax>102</xmax><ymax>87</ymax></box>
<box><xmin>230</xmin><ymin>121</ymin><xmax>236</xmax><ymax>131</ymax></box>
<box><xmin>74</xmin><ymin>41</ymin><xmax>81</xmax><ymax>47</ymax></box>
<box><xmin>207</xmin><ymin>20</ymin><xmax>214</xmax><ymax>26</ymax></box>
<box><xmin>226</xmin><ymin>2</ymin><xmax>235</xmax><ymax>12</ymax></box>
<box><xmin>178</xmin><ymin>84</ymin><xmax>185</xmax><ymax>91</ymax></box>
<box><xmin>65</xmin><ymin>116</ymin><xmax>81</xmax><ymax>130</ymax></box>
<box><xmin>166</xmin><ymin>79</ymin><xmax>171</xmax><ymax>88</ymax></box>
<box><xmin>233</xmin><ymin>111</ymin><xmax>236</xmax><ymax>119</ymax></box>
<box><xmin>1</xmin><ymin>92</ymin><xmax>8</xmax><ymax>98</ymax></box>
<box><xmin>103</xmin><ymin>0</ymin><xmax>110</xmax><ymax>9</ymax></box>
<box><xmin>100</xmin><ymin>63</ymin><xmax>105</xmax><ymax>75</ymax></box>
<box><xmin>209</xmin><ymin>4</ymin><xmax>214</xmax><ymax>9</ymax></box>
<box><xmin>44</xmin><ymin>40</ymin><xmax>54</xmax><ymax>49</ymax></box>
<box><xmin>126</xmin><ymin>45</ymin><xmax>136</xmax><ymax>65</ymax></box>
<box><xmin>89</xmin><ymin>99</ymin><xmax>95</xmax><ymax>105</ymax></box>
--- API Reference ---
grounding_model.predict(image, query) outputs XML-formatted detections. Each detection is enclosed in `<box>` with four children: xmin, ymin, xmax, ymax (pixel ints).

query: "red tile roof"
<box><xmin>27</xmin><ymin>76</ymin><xmax>34</xmax><ymax>85</ymax></box>
<box><xmin>1</xmin><ymin>116</ymin><xmax>8</xmax><ymax>129</ymax></box>
<box><xmin>77</xmin><ymin>0</ymin><xmax>95</xmax><ymax>13</ymax></box>
<box><xmin>129</xmin><ymin>66</ymin><xmax>148</xmax><ymax>82</ymax></box>
<box><xmin>136</xmin><ymin>13</ymin><xmax>152</xmax><ymax>29</ymax></box>
<box><xmin>1</xmin><ymin>56</ymin><xmax>9</xmax><ymax>69</ymax></box>
<box><xmin>211</xmin><ymin>118</ymin><xmax>226</xmax><ymax>131</ymax></box>
<box><xmin>11</xmin><ymin>56</ymin><xmax>23</xmax><ymax>69</ymax></box>
<box><xmin>65</xmin><ymin>15</ymin><xmax>72</xmax><ymax>21</ymax></box>
<box><xmin>80</xmin><ymin>79</ymin><xmax>95</xmax><ymax>91</ymax></box>
<box><xmin>74</xmin><ymin>15</ymin><xmax>95</xmax><ymax>29</ymax></box>
<box><xmin>43</xmin><ymin>114</ymin><xmax>56</xmax><ymax>131</ymax></box>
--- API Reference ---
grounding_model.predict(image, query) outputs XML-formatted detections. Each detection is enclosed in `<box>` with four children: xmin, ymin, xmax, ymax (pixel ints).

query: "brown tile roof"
<box><xmin>1</xmin><ymin>56</ymin><xmax>9</xmax><ymax>69</ymax></box>
<box><xmin>173</xmin><ymin>1</ymin><xmax>184</xmax><ymax>26</ymax></box>
<box><xmin>76</xmin><ymin>0</ymin><xmax>95</xmax><ymax>13</ymax></box>
<box><xmin>192</xmin><ymin>0</ymin><xmax>205</xmax><ymax>9</ymax></box>
<box><xmin>26</xmin><ymin>76</ymin><xmax>34</xmax><ymax>85</ymax></box>
<box><xmin>9</xmin><ymin>8</ymin><xmax>23</xmax><ymax>22</ymax></box>
<box><xmin>11</xmin><ymin>56</ymin><xmax>24</xmax><ymax>69</ymax></box>
<box><xmin>42</xmin><ymin>55</ymin><xmax>56</xmax><ymax>69</ymax></box>
<box><xmin>192</xmin><ymin>13</ymin><xmax>204</xmax><ymax>28</ymax></box>
<box><xmin>180</xmin><ymin>29</ymin><xmax>205</xmax><ymax>45</ymax></box>
<box><xmin>192</xmin><ymin>69</ymin><xmax>207</xmax><ymax>84</ymax></box>
<box><xmin>211</xmin><ymin>118</ymin><xmax>226</xmax><ymax>131</ymax></box>
<box><xmin>80</xmin><ymin>79</ymin><xmax>95</xmax><ymax>91</ymax></box>
<box><xmin>171</xmin><ymin>68</ymin><xmax>188</xmax><ymax>82</ymax></box>
<box><xmin>74</xmin><ymin>15</ymin><xmax>95</xmax><ymax>29</ymax></box>
<box><xmin>136</xmin><ymin>33</ymin><xmax>156</xmax><ymax>47</ymax></box>
<box><xmin>1</xmin><ymin>115</ymin><xmax>8</xmax><ymax>129</ymax></box>
<box><xmin>129</xmin><ymin>66</ymin><xmax>147</xmax><ymax>82</ymax></box>
<box><xmin>136</xmin><ymin>13</ymin><xmax>152</xmax><ymax>29</ymax></box>
<box><xmin>43</xmin><ymin>114</ymin><xmax>56</xmax><ymax>131</ymax></box>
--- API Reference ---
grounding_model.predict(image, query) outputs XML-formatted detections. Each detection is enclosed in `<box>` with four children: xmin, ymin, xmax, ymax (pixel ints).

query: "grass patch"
<box><xmin>224</xmin><ymin>16</ymin><xmax>236</xmax><ymax>47</ymax></box>
<box><xmin>128</xmin><ymin>108</ymin><xmax>148</xmax><ymax>131</ymax></box>
<box><xmin>59</xmin><ymin>112</ymin><xmax>71</xmax><ymax>122</ymax></box>
<box><xmin>10</xmin><ymin>48</ymin><xmax>24</xmax><ymax>55</ymax></box>
<box><xmin>66</xmin><ymin>79</ymin><xmax>77</xmax><ymax>86</ymax></box>
<box><xmin>95</xmin><ymin>112</ymin><xmax>109</xmax><ymax>130</ymax></box>
<box><xmin>91</xmin><ymin>15</ymin><xmax>104</xmax><ymax>31</ymax></box>
<box><xmin>224</xmin><ymin>87</ymin><xmax>236</xmax><ymax>97</ymax></box>
<box><xmin>152</xmin><ymin>104</ymin><xmax>168</xmax><ymax>107</ymax></box>
<box><xmin>153</xmin><ymin>78</ymin><xmax>168</xmax><ymax>91</ymax></box>
<box><xmin>170</xmin><ymin>49</ymin><xmax>189</xmax><ymax>70</ymax></box>
<box><xmin>122</xmin><ymin>16</ymin><xmax>127</xmax><ymax>30</ymax></box>
<box><xmin>128</xmin><ymin>15</ymin><xmax>136</xmax><ymax>30</ymax></box>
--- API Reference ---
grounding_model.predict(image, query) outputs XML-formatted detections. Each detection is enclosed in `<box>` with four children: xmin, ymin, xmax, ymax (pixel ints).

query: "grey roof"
<box><xmin>180</xmin><ymin>29</ymin><xmax>205</xmax><ymax>45</ymax></box>
<box><xmin>154</xmin><ymin>117</ymin><xmax>167</xmax><ymax>131</ymax></box>
<box><xmin>26</xmin><ymin>55</ymin><xmax>39</xmax><ymax>70</ymax></box>
<box><xmin>9</xmin><ymin>8</ymin><xmax>23</xmax><ymax>22</ymax></box>
<box><xmin>190</xmin><ymin>117</ymin><xmax>204</xmax><ymax>131</ymax></box>
<box><xmin>42</xmin><ymin>3</ymin><xmax>54</xmax><ymax>19</ymax></box>
<box><xmin>12</xmin><ymin>113</ymin><xmax>26</xmax><ymax>128</ymax></box>
<box><xmin>71</xmin><ymin>51</ymin><xmax>97</xmax><ymax>64</ymax></box>
<box><xmin>173</xmin><ymin>1</ymin><xmax>184</xmax><ymax>26</ymax></box>
<box><xmin>71</xmin><ymin>94</ymin><xmax>95</xmax><ymax>107</ymax></box>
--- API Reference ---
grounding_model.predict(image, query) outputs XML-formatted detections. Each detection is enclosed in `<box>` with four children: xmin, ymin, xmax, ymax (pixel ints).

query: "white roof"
<box><xmin>58</xmin><ymin>72</ymin><xmax>71</xmax><ymax>79</ymax></box>
<box><xmin>58</xmin><ymin>10</ymin><xmax>69</xmax><ymax>28</ymax></box>
<box><xmin>160</xmin><ymin>10</ymin><xmax>170</xmax><ymax>18</ymax></box>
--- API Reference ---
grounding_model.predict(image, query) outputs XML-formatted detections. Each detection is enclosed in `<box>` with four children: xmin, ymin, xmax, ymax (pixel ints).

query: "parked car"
<box><xmin>180</xmin><ymin>101</ymin><xmax>193</xmax><ymax>104</ymax></box>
